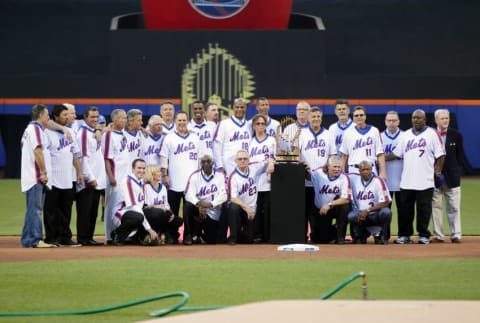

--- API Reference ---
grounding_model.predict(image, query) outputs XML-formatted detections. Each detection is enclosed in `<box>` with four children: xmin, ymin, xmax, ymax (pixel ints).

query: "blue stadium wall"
<box><xmin>1</xmin><ymin>30</ymin><xmax>479</xmax><ymax>177</ymax></box>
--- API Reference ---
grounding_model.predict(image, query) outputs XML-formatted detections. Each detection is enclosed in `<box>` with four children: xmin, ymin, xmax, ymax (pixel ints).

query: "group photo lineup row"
<box><xmin>19</xmin><ymin>97</ymin><xmax>463</xmax><ymax>248</ymax></box>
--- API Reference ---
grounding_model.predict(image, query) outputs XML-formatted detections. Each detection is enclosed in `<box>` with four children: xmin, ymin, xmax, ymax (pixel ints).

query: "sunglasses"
<box><xmin>353</xmin><ymin>114</ymin><xmax>365</xmax><ymax>117</ymax></box>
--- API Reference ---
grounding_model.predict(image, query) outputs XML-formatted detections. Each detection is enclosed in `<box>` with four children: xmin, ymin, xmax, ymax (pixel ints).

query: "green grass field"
<box><xmin>1</xmin><ymin>178</ymin><xmax>479</xmax><ymax>236</ymax></box>
<box><xmin>1</xmin><ymin>258</ymin><xmax>479</xmax><ymax>322</ymax></box>
<box><xmin>1</xmin><ymin>178</ymin><xmax>479</xmax><ymax>322</ymax></box>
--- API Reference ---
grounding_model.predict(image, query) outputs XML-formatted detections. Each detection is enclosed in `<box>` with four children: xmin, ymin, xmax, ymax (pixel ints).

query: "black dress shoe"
<box><xmin>82</xmin><ymin>239</ymin><xmax>103</xmax><ymax>246</ymax></box>
<box><xmin>88</xmin><ymin>239</ymin><xmax>103</xmax><ymax>246</ymax></box>
<box><xmin>60</xmin><ymin>239</ymin><xmax>82</xmax><ymax>247</ymax></box>
<box><xmin>183</xmin><ymin>235</ymin><xmax>193</xmax><ymax>245</ymax></box>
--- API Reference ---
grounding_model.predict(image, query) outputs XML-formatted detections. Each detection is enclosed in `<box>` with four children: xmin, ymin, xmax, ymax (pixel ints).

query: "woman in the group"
<box><xmin>143</xmin><ymin>165</ymin><xmax>183</xmax><ymax>244</ymax></box>
<box><xmin>248</xmin><ymin>114</ymin><xmax>277</xmax><ymax>243</ymax></box>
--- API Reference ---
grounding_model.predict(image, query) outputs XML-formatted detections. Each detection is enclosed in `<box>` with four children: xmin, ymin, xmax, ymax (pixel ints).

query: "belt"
<box><xmin>349</xmin><ymin>163</ymin><xmax>375</xmax><ymax>168</ymax></box>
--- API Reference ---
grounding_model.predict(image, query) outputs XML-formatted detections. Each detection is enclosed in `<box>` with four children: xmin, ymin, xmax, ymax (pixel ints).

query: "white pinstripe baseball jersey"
<box><xmin>144</xmin><ymin>182</ymin><xmax>170</xmax><ymax>210</ymax></box>
<box><xmin>311</xmin><ymin>169</ymin><xmax>352</xmax><ymax>209</ymax></box>
<box><xmin>349</xmin><ymin>173</ymin><xmax>391</xmax><ymax>211</ymax></box>
<box><xmin>21</xmin><ymin>121</ymin><xmax>51</xmax><ymax>192</ymax></box>
<box><xmin>101</xmin><ymin>130</ymin><xmax>130</xmax><ymax>183</ymax></box>
<box><xmin>185</xmin><ymin>169</ymin><xmax>228</xmax><ymax>221</ymax></box>
<box><xmin>299</xmin><ymin>126</ymin><xmax>337</xmax><ymax>187</ymax></box>
<box><xmin>188</xmin><ymin>119</ymin><xmax>215</xmax><ymax>157</ymax></box>
<box><xmin>162</xmin><ymin>122</ymin><xmax>176</xmax><ymax>135</ymax></box>
<box><xmin>124</xmin><ymin>129</ymin><xmax>144</xmax><ymax>163</ymax></box>
<box><xmin>45</xmin><ymin>128</ymin><xmax>79</xmax><ymax>189</ymax></box>
<box><xmin>381</xmin><ymin>129</ymin><xmax>404</xmax><ymax>192</ymax></box>
<box><xmin>115</xmin><ymin>174</ymin><xmax>151</xmax><ymax>231</ymax></box>
<box><xmin>141</xmin><ymin>133</ymin><xmax>164</xmax><ymax>166</ymax></box>
<box><xmin>77</xmin><ymin>125</ymin><xmax>107</xmax><ymax>190</ymax></box>
<box><xmin>248</xmin><ymin>135</ymin><xmax>276</xmax><ymax>191</ymax></box>
<box><xmin>160</xmin><ymin>131</ymin><xmax>201</xmax><ymax>192</ymax></box>
<box><xmin>328</xmin><ymin>119</ymin><xmax>354</xmax><ymax>154</ymax></box>
<box><xmin>228</xmin><ymin>162</ymin><xmax>267</xmax><ymax>213</ymax></box>
<box><xmin>213</xmin><ymin>116</ymin><xmax>251</xmax><ymax>175</ymax></box>
<box><xmin>393</xmin><ymin>126</ymin><xmax>446</xmax><ymax>190</ymax></box>
<box><xmin>339</xmin><ymin>124</ymin><xmax>384</xmax><ymax>173</ymax></box>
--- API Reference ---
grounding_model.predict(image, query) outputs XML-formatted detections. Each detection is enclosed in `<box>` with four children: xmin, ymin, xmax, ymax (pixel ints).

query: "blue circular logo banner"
<box><xmin>189</xmin><ymin>0</ymin><xmax>250</xmax><ymax>20</ymax></box>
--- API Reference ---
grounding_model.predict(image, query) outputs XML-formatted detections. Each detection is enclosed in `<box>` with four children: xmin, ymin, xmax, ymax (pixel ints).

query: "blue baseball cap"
<box><xmin>98</xmin><ymin>115</ymin><xmax>106</xmax><ymax>124</ymax></box>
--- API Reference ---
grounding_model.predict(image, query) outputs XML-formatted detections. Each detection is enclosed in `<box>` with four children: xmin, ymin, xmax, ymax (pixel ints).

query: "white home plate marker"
<box><xmin>277</xmin><ymin>244</ymin><xmax>319</xmax><ymax>252</ymax></box>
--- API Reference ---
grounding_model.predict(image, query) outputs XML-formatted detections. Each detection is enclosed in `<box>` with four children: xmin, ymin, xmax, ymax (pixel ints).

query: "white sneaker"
<box><xmin>418</xmin><ymin>237</ymin><xmax>430</xmax><ymax>245</ymax></box>
<box><xmin>394</xmin><ymin>236</ymin><xmax>413</xmax><ymax>244</ymax></box>
<box><xmin>34</xmin><ymin>240</ymin><xmax>57</xmax><ymax>248</ymax></box>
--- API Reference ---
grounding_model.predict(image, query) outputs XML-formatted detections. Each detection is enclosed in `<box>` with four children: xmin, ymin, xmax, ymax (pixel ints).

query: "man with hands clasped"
<box><xmin>184</xmin><ymin>154</ymin><xmax>228</xmax><ymax>245</ymax></box>
<box><xmin>347</xmin><ymin>161</ymin><xmax>392</xmax><ymax>244</ymax></box>
<box><xmin>227</xmin><ymin>150</ymin><xmax>275</xmax><ymax>245</ymax></box>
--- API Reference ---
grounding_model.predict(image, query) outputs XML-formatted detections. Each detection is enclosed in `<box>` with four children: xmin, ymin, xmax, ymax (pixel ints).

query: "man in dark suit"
<box><xmin>431</xmin><ymin>109</ymin><xmax>464</xmax><ymax>243</ymax></box>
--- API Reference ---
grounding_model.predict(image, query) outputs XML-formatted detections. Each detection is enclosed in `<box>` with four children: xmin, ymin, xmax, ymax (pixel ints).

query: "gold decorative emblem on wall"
<box><xmin>181</xmin><ymin>43</ymin><xmax>256</xmax><ymax>119</ymax></box>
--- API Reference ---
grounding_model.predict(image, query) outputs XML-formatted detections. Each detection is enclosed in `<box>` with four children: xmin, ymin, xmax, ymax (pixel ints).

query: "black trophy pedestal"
<box><xmin>270</xmin><ymin>162</ymin><xmax>306</xmax><ymax>244</ymax></box>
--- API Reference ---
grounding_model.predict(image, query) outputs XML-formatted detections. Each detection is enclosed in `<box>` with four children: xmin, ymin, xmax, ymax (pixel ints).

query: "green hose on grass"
<box><xmin>0</xmin><ymin>272</ymin><xmax>367</xmax><ymax>318</ymax></box>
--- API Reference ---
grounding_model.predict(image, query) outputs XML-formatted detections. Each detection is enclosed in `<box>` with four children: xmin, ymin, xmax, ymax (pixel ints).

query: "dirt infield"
<box><xmin>1</xmin><ymin>236</ymin><xmax>479</xmax><ymax>262</ymax></box>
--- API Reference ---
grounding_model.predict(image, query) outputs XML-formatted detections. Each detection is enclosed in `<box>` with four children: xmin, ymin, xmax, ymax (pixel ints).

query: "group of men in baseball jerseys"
<box><xmin>20</xmin><ymin>98</ymin><xmax>464</xmax><ymax>247</ymax></box>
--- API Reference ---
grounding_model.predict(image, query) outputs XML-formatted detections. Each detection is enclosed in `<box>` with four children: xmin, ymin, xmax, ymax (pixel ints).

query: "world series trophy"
<box><xmin>271</xmin><ymin>116</ymin><xmax>306</xmax><ymax>243</ymax></box>
<box><xmin>275</xmin><ymin>116</ymin><xmax>301</xmax><ymax>162</ymax></box>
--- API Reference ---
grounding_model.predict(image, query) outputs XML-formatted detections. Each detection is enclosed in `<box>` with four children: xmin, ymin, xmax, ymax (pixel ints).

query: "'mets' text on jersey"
<box><xmin>340</xmin><ymin>125</ymin><xmax>384</xmax><ymax>166</ymax></box>
<box><xmin>213</xmin><ymin>116</ymin><xmax>251</xmax><ymax>174</ymax></box>
<box><xmin>311</xmin><ymin>169</ymin><xmax>352</xmax><ymax>208</ymax></box>
<box><xmin>393</xmin><ymin>126</ymin><xmax>445</xmax><ymax>190</ymax></box>
<box><xmin>228</xmin><ymin>162</ymin><xmax>267</xmax><ymax>212</ymax></box>
<box><xmin>349</xmin><ymin>173</ymin><xmax>391</xmax><ymax>211</ymax></box>
<box><xmin>185</xmin><ymin>169</ymin><xmax>228</xmax><ymax>221</ymax></box>
<box><xmin>160</xmin><ymin>131</ymin><xmax>201</xmax><ymax>192</ymax></box>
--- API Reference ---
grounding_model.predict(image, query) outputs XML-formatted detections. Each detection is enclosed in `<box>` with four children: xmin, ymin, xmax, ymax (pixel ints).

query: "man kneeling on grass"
<box><xmin>110</xmin><ymin>159</ymin><xmax>159</xmax><ymax>246</ymax></box>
